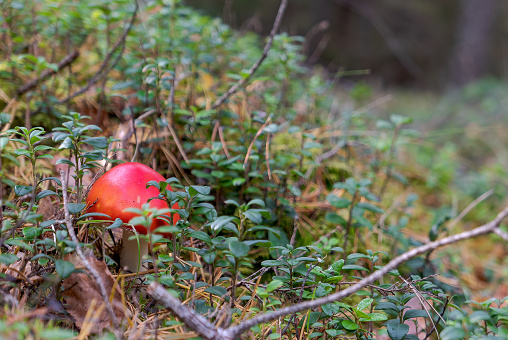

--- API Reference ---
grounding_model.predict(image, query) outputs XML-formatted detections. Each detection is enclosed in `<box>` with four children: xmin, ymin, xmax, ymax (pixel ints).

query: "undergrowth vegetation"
<box><xmin>0</xmin><ymin>0</ymin><xmax>507</xmax><ymax>339</ymax></box>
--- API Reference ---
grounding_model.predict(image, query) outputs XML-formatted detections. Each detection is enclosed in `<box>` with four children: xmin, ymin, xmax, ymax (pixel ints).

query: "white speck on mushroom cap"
<box><xmin>137</xmin><ymin>196</ymin><xmax>141</xmax><ymax>203</ymax></box>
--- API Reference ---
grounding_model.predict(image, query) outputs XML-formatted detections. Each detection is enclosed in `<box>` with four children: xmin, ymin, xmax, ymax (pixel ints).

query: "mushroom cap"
<box><xmin>86</xmin><ymin>162</ymin><xmax>179</xmax><ymax>235</ymax></box>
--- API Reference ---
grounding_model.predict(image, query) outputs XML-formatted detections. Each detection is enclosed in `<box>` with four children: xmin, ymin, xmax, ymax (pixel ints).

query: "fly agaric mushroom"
<box><xmin>86</xmin><ymin>162</ymin><xmax>179</xmax><ymax>272</ymax></box>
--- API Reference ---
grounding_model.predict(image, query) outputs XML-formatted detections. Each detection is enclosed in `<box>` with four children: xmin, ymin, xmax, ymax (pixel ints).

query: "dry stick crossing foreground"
<box><xmin>147</xmin><ymin>206</ymin><xmax>508</xmax><ymax>340</ymax></box>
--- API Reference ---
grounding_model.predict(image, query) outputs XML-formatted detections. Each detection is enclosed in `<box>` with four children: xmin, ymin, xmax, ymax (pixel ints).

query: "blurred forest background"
<box><xmin>189</xmin><ymin>0</ymin><xmax>504</xmax><ymax>87</ymax></box>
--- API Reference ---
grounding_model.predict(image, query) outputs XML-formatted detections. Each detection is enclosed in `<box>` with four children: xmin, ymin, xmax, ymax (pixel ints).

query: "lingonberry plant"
<box><xmin>0</xmin><ymin>0</ymin><xmax>506</xmax><ymax>339</ymax></box>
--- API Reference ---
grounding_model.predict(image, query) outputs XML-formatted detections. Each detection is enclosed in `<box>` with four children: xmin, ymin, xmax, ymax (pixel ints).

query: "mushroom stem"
<box><xmin>120</xmin><ymin>229</ymin><xmax>148</xmax><ymax>273</ymax></box>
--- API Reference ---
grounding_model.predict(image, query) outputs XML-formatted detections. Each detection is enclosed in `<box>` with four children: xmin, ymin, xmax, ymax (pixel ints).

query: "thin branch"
<box><xmin>16</xmin><ymin>50</ymin><xmax>79</xmax><ymax>96</ymax></box>
<box><xmin>59</xmin><ymin>2</ymin><xmax>139</xmax><ymax>104</ymax></box>
<box><xmin>147</xmin><ymin>283</ymin><xmax>232</xmax><ymax>340</ymax></box>
<box><xmin>59</xmin><ymin>170</ymin><xmax>120</xmax><ymax>336</ymax></box>
<box><xmin>211</xmin><ymin>0</ymin><xmax>288</xmax><ymax>109</ymax></box>
<box><xmin>225</xmin><ymin>206</ymin><xmax>508</xmax><ymax>338</ymax></box>
<box><xmin>399</xmin><ymin>276</ymin><xmax>442</xmax><ymax>339</ymax></box>
<box><xmin>494</xmin><ymin>228</ymin><xmax>508</xmax><ymax>242</ymax></box>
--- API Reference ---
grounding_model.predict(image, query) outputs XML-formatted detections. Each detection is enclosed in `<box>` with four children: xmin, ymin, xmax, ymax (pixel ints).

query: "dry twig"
<box><xmin>60</xmin><ymin>170</ymin><xmax>121</xmax><ymax>338</ymax></box>
<box><xmin>211</xmin><ymin>0</ymin><xmax>288</xmax><ymax>109</ymax></box>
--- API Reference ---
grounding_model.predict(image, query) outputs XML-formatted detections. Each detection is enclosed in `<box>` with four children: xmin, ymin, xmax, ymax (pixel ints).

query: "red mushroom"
<box><xmin>86</xmin><ymin>162</ymin><xmax>179</xmax><ymax>272</ymax></box>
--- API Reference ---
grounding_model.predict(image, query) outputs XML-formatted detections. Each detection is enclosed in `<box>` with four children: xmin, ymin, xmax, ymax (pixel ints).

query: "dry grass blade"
<box><xmin>244</xmin><ymin>117</ymin><xmax>271</xmax><ymax>169</ymax></box>
<box><xmin>167</xmin><ymin>122</ymin><xmax>190</xmax><ymax>163</ymax></box>
<box><xmin>399</xmin><ymin>276</ymin><xmax>443</xmax><ymax>339</ymax></box>
<box><xmin>447</xmin><ymin>188</ymin><xmax>494</xmax><ymax>231</ymax></box>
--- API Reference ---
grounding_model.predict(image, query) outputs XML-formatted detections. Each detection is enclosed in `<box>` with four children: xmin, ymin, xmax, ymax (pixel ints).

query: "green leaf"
<box><xmin>39</xmin><ymin>177</ymin><xmax>62</xmax><ymax>186</ymax></box>
<box><xmin>55</xmin><ymin>158</ymin><xmax>75</xmax><ymax>167</ymax></box>
<box><xmin>5</xmin><ymin>239</ymin><xmax>34</xmax><ymax>252</ymax></box>
<box><xmin>202</xmin><ymin>250</ymin><xmax>216</xmax><ymax>264</ymax></box>
<box><xmin>23</xmin><ymin>227</ymin><xmax>42</xmax><ymax>239</ymax></box>
<box><xmin>0</xmin><ymin>112</ymin><xmax>10</xmax><ymax>124</ymax></box>
<box><xmin>324</xmin><ymin>275</ymin><xmax>343</xmax><ymax>284</ymax></box>
<box><xmin>356</xmin><ymin>298</ymin><xmax>373</xmax><ymax>311</ymax></box>
<box><xmin>82</xmin><ymin>137</ymin><xmax>108</xmax><ymax>148</ymax></box>
<box><xmin>247</xmin><ymin>199</ymin><xmax>265</xmax><ymax>208</ymax></box>
<box><xmin>14</xmin><ymin>149</ymin><xmax>31</xmax><ymax>158</ymax></box>
<box><xmin>387</xmin><ymin>323</ymin><xmax>409</xmax><ymax>340</ymax></box>
<box><xmin>188</xmin><ymin>230</ymin><xmax>211</xmax><ymax>244</ymax></box>
<box><xmin>469</xmin><ymin>310</ymin><xmax>491</xmax><ymax>323</ymax></box>
<box><xmin>229</xmin><ymin>240</ymin><xmax>249</xmax><ymax>258</ymax></box>
<box><xmin>210</xmin><ymin>216</ymin><xmax>237</xmax><ymax>231</ymax></box>
<box><xmin>40</xmin><ymin>219</ymin><xmax>56</xmax><ymax>228</ymax></box>
<box><xmin>224</xmin><ymin>199</ymin><xmax>240</xmax><ymax>207</ymax></box>
<box><xmin>14</xmin><ymin>185</ymin><xmax>33</xmax><ymax>196</ymax></box>
<box><xmin>264</xmin><ymin>124</ymin><xmax>279</xmax><ymax>133</ymax></box>
<box><xmin>38</xmin><ymin>328</ymin><xmax>77</xmax><ymax>339</ymax></box>
<box><xmin>322</xmin><ymin>302</ymin><xmax>341</xmax><ymax>316</ymax></box>
<box><xmin>347</xmin><ymin>253</ymin><xmax>371</xmax><ymax>260</ymax></box>
<box><xmin>189</xmin><ymin>185</ymin><xmax>211</xmax><ymax>196</ymax></box>
<box><xmin>359</xmin><ymin>313</ymin><xmax>388</xmax><ymax>322</ymax></box>
<box><xmin>325</xmin><ymin>212</ymin><xmax>347</xmax><ymax>225</ymax></box>
<box><xmin>36</xmin><ymin>190</ymin><xmax>59</xmax><ymax>200</ymax></box>
<box><xmin>266</xmin><ymin>280</ymin><xmax>283</xmax><ymax>293</ymax></box>
<box><xmin>390</xmin><ymin>114</ymin><xmax>412</xmax><ymax>125</ymax></box>
<box><xmin>243</xmin><ymin>211</ymin><xmax>262</xmax><ymax>224</ymax></box>
<box><xmin>246</xmin><ymin>225</ymin><xmax>280</xmax><ymax>238</ymax></box>
<box><xmin>326</xmin><ymin>194</ymin><xmax>350</xmax><ymax>208</ymax></box>
<box><xmin>37</xmin><ymin>154</ymin><xmax>54</xmax><ymax>160</ymax></box>
<box><xmin>31</xmin><ymin>253</ymin><xmax>55</xmax><ymax>263</ymax></box>
<box><xmin>55</xmin><ymin>259</ymin><xmax>75</xmax><ymax>279</ymax></box>
<box><xmin>261</xmin><ymin>260</ymin><xmax>285</xmax><ymax>267</ymax></box>
<box><xmin>204</xmin><ymin>286</ymin><xmax>229</xmax><ymax>300</ymax></box>
<box><xmin>33</xmin><ymin>145</ymin><xmax>54</xmax><ymax>152</ymax></box>
<box><xmin>342</xmin><ymin>265</ymin><xmax>369</xmax><ymax>271</ymax></box>
<box><xmin>403</xmin><ymin>309</ymin><xmax>429</xmax><ymax>321</ymax></box>
<box><xmin>0</xmin><ymin>254</ymin><xmax>19</xmax><ymax>265</ymax></box>
<box><xmin>356</xmin><ymin>202</ymin><xmax>384</xmax><ymax>214</ymax></box>
<box><xmin>232</xmin><ymin>178</ymin><xmax>245</xmax><ymax>186</ymax></box>
<box><xmin>342</xmin><ymin>320</ymin><xmax>359</xmax><ymax>331</ymax></box>
<box><xmin>67</xmin><ymin>203</ymin><xmax>86</xmax><ymax>214</ymax></box>
<box><xmin>77</xmin><ymin>212</ymin><xmax>112</xmax><ymax>220</ymax></box>
<box><xmin>440</xmin><ymin>326</ymin><xmax>466</xmax><ymax>340</ymax></box>
<box><xmin>155</xmin><ymin>225</ymin><xmax>180</xmax><ymax>233</ymax></box>
<box><xmin>58</xmin><ymin>137</ymin><xmax>74</xmax><ymax>150</ymax></box>
<box><xmin>243</xmin><ymin>240</ymin><xmax>271</xmax><ymax>247</ymax></box>
<box><xmin>106</xmin><ymin>218</ymin><xmax>123</xmax><ymax>230</ymax></box>
<box><xmin>112</xmin><ymin>80</ymin><xmax>136</xmax><ymax>90</ymax></box>
<box><xmin>0</xmin><ymin>137</ymin><xmax>8</xmax><ymax>150</ymax></box>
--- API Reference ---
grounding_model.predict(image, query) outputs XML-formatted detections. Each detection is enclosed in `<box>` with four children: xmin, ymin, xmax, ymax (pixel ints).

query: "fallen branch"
<box><xmin>147</xmin><ymin>284</ymin><xmax>231</xmax><ymax>340</ymax></box>
<box><xmin>211</xmin><ymin>0</ymin><xmax>288</xmax><ymax>109</ymax></box>
<box><xmin>147</xmin><ymin>205</ymin><xmax>508</xmax><ymax>340</ymax></box>
<box><xmin>16</xmin><ymin>50</ymin><xmax>80</xmax><ymax>96</ymax></box>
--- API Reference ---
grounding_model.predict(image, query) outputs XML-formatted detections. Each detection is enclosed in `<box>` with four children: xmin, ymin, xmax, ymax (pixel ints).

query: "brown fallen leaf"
<box><xmin>62</xmin><ymin>253</ymin><xmax>127</xmax><ymax>333</ymax></box>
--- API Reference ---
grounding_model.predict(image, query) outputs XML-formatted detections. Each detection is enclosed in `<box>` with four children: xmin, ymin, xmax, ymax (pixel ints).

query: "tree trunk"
<box><xmin>449</xmin><ymin>0</ymin><xmax>497</xmax><ymax>86</ymax></box>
